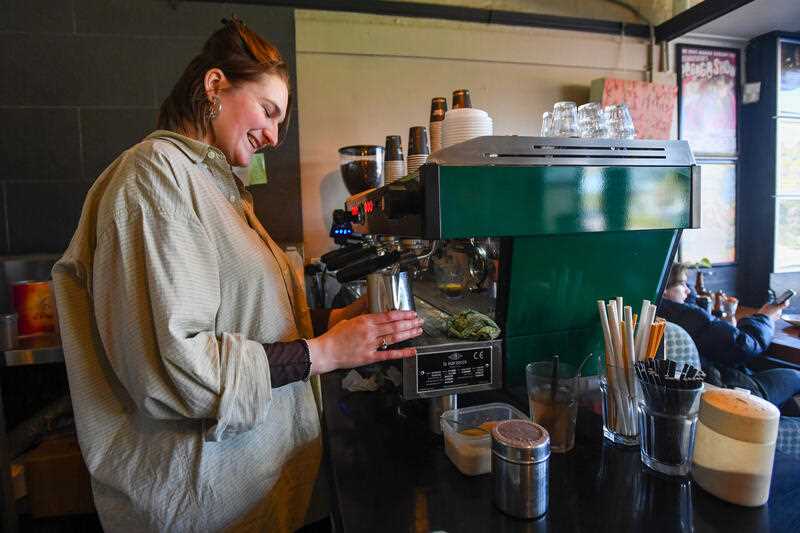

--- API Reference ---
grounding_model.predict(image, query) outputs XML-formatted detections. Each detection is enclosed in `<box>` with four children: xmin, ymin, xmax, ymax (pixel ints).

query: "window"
<box><xmin>775</xmin><ymin>40</ymin><xmax>800</xmax><ymax>272</ymax></box>
<box><xmin>681</xmin><ymin>162</ymin><xmax>736</xmax><ymax>264</ymax></box>
<box><xmin>676</xmin><ymin>45</ymin><xmax>740</xmax><ymax>265</ymax></box>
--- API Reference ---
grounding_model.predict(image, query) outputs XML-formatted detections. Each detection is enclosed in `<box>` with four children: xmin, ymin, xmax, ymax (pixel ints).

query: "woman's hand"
<box><xmin>328</xmin><ymin>295</ymin><xmax>367</xmax><ymax>329</ymax></box>
<box><xmin>757</xmin><ymin>300</ymin><xmax>790</xmax><ymax>321</ymax></box>
<box><xmin>307</xmin><ymin>310</ymin><xmax>423</xmax><ymax>375</ymax></box>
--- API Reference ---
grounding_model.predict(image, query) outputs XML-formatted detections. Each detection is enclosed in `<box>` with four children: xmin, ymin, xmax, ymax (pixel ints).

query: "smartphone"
<box><xmin>775</xmin><ymin>289</ymin><xmax>796</xmax><ymax>305</ymax></box>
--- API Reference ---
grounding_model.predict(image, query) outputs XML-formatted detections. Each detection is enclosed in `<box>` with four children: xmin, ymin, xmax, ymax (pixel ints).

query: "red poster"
<box><xmin>678</xmin><ymin>46</ymin><xmax>738</xmax><ymax>156</ymax></box>
<box><xmin>600</xmin><ymin>79</ymin><xmax>677</xmax><ymax>140</ymax></box>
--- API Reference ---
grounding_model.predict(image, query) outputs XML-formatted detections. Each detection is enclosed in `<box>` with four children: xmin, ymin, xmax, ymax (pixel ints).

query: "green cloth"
<box><xmin>445</xmin><ymin>309</ymin><xmax>501</xmax><ymax>340</ymax></box>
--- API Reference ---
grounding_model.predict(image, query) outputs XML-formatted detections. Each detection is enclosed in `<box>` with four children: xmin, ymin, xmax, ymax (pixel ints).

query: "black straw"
<box><xmin>635</xmin><ymin>359</ymin><xmax>705</xmax><ymax>415</ymax></box>
<box><xmin>551</xmin><ymin>355</ymin><xmax>560</xmax><ymax>401</ymax></box>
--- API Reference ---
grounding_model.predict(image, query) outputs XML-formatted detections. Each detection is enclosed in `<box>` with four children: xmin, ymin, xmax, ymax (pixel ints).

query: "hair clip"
<box><xmin>221</xmin><ymin>15</ymin><xmax>245</xmax><ymax>27</ymax></box>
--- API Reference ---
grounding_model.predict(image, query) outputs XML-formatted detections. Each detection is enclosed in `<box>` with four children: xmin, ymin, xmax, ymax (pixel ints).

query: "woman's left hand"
<box><xmin>328</xmin><ymin>295</ymin><xmax>367</xmax><ymax>328</ymax></box>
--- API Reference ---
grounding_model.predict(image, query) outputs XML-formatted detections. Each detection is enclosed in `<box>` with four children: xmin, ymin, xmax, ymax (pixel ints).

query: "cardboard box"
<box><xmin>22</xmin><ymin>433</ymin><xmax>94</xmax><ymax>518</ymax></box>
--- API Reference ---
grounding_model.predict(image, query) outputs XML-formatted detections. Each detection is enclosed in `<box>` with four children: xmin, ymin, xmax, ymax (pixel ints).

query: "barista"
<box><xmin>52</xmin><ymin>18</ymin><xmax>423</xmax><ymax>532</ymax></box>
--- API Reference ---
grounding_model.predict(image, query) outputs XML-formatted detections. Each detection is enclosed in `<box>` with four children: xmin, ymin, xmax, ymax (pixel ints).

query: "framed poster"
<box><xmin>677</xmin><ymin>45</ymin><xmax>739</xmax><ymax>157</ymax></box>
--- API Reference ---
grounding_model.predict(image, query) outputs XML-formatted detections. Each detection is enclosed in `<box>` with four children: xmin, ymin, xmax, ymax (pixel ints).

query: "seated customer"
<box><xmin>658</xmin><ymin>262</ymin><xmax>800</xmax><ymax>414</ymax></box>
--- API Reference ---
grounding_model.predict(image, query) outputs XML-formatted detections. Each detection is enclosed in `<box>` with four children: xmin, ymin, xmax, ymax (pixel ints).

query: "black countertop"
<box><xmin>321</xmin><ymin>371</ymin><xmax>800</xmax><ymax>533</ymax></box>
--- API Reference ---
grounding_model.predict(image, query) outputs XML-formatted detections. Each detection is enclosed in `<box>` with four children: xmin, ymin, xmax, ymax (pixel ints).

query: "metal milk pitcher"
<box><xmin>367</xmin><ymin>271</ymin><xmax>415</xmax><ymax>313</ymax></box>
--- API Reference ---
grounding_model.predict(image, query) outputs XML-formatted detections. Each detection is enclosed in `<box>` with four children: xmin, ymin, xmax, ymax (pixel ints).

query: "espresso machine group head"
<box><xmin>320</xmin><ymin>233</ymin><xmax>503</xmax><ymax>409</ymax></box>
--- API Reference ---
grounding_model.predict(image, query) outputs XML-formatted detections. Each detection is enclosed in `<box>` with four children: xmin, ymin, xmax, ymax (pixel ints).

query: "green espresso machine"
<box><xmin>343</xmin><ymin>136</ymin><xmax>699</xmax><ymax>404</ymax></box>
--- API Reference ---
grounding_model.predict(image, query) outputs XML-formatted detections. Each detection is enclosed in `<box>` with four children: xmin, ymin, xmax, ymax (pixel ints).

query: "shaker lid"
<box><xmin>699</xmin><ymin>388</ymin><xmax>780</xmax><ymax>444</ymax></box>
<box><xmin>491</xmin><ymin>419</ymin><xmax>550</xmax><ymax>464</ymax></box>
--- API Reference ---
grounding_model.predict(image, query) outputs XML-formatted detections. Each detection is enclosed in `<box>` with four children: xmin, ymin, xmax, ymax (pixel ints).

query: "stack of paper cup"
<box><xmin>429</xmin><ymin>97</ymin><xmax>447</xmax><ymax>154</ymax></box>
<box><xmin>407</xmin><ymin>126</ymin><xmax>430</xmax><ymax>177</ymax></box>
<box><xmin>384</xmin><ymin>135</ymin><xmax>406</xmax><ymax>184</ymax></box>
<box><xmin>451</xmin><ymin>89</ymin><xmax>472</xmax><ymax>110</ymax></box>
<box><xmin>406</xmin><ymin>155</ymin><xmax>428</xmax><ymax>178</ymax></box>
<box><xmin>441</xmin><ymin>108</ymin><xmax>493</xmax><ymax>149</ymax></box>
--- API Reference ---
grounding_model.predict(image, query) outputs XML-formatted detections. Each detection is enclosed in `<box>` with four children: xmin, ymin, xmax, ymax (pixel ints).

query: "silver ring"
<box><xmin>379</xmin><ymin>337</ymin><xmax>388</xmax><ymax>350</ymax></box>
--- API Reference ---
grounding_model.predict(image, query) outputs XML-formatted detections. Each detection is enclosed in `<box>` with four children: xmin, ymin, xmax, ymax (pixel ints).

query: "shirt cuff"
<box><xmin>264</xmin><ymin>340</ymin><xmax>311</xmax><ymax>388</ymax></box>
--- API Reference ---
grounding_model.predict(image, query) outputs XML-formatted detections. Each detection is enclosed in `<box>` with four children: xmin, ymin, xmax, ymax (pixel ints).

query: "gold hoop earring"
<box><xmin>207</xmin><ymin>95</ymin><xmax>222</xmax><ymax>120</ymax></box>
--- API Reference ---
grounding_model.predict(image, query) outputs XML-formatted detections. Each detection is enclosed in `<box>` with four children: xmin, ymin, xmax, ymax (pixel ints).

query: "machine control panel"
<box><xmin>344</xmin><ymin>181</ymin><xmax>426</xmax><ymax>237</ymax></box>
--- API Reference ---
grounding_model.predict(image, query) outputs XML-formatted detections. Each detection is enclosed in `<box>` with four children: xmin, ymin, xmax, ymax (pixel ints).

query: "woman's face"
<box><xmin>664</xmin><ymin>274</ymin><xmax>690</xmax><ymax>304</ymax></box>
<box><xmin>208</xmin><ymin>72</ymin><xmax>288</xmax><ymax>168</ymax></box>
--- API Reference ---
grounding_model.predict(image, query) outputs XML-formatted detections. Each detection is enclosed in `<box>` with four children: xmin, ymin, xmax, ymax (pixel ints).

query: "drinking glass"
<box><xmin>578</xmin><ymin>102</ymin><xmax>609</xmax><ymax>138</ymax></box>
<box><xmin>430</xmin><ymin>245</ymin><xmax>470</xmax><ymax>299</ymax></box>
<box><xmin>600</xmin><ymin>368</ymin><xmax>639</xmax><ymax>446</ymax></box>
<box><xmin>551</xmin><ymin>102</ymin><xmax>579</xmax><ymax>137</ymax></box>
<box><xmin>605</xmin><ymin>103</ymin><xmax>636</xmax><ymax>140</ymax></box>
<box><xmin>637</xmin><ymin>378</ymin><xmax>703</xmax><ymax>476</ymax></box>
<box><xmin>540</xmin><ymin>111</ymin><xmax>553</xmax><ymax>137</ymax></box>
<box><xmin>722</xmin><ymin>296</ymin><xmax>739</xmax><ymax>321</ymax></box>
<box><xmin>526</xmin><ymin>361</ymin><xmax>578</xmax><ymax>453</ymax></box>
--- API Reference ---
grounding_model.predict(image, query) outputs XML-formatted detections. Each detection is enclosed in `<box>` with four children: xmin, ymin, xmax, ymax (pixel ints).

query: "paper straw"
<box><xmin>597</xmin><ymin>300</ymin><xmax>614</xmax><ymax>362</ymax></box>
<box><xmin>653</xmin><ymin>319</ymin><xmax>666</xmax><ymax>359</ymax></box>
<box><xmin>606</xmin><ymin>301</ymin><xmax>630</xmax><ymax>420</ymax></box>
<box><xmin>623</xmin><ymin>306</ymin><xmax>636</xmax><ymax>392</ymax></box>
<box><xmin>598</xmin><ymin>300</ymin><xmax>624</xmax><ymax>431</ymax></box>
<box><xmin>633</xmin><ymin>300</ymin><xmax>650</xmax><ymax>361</ymax></box>
<box><xmin>607</xmin><ymin>302</ymin><xmax>623</xmax><ymax>368</ymax></box>
<box><xmin>646</xmin><ymin>319</ymin><xmax>666</xmax><ymax>359</ymax></box>
<box><xmin>636</xmin><ymin>302</ymin><xmax>657</xmax><ymax>362</ymax></box>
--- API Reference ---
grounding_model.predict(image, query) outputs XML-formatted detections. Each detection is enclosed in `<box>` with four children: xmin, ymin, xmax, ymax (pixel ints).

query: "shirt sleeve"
<box><xmin>93</xmin><ymin>204</ymin><xmax>273</xmax><ymax>442</ymax></box>
<box><xmin>687</xmin><ymin>306</ymin><xmax>773</xmax><ymax>366</ymax></box>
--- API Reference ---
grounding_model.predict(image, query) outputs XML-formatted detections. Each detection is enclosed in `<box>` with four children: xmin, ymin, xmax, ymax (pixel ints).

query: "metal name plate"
<box><xmin>401</xmin><ymin>338</ymin><xmax>502</xmax><ymax>399</ymax></box>
<box><xmin>417</xmin><ymin>346</ymin><xmax>493</xmax><ymax>392</ymax></box>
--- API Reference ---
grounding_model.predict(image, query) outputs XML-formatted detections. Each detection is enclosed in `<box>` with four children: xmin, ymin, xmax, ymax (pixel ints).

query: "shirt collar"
<box><xmin>145</xmin><ymin>130</ymin><xmax>227</xmax><ymax>166</ymax></box>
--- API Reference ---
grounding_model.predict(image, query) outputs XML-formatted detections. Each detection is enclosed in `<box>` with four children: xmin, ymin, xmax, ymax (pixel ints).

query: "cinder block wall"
<box><xmin>0</xmin><ymin>0</ymin><xmax>301</xmax><ymax>255</ymax></box>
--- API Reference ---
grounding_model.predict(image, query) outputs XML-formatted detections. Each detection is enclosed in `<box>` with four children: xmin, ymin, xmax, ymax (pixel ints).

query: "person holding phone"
<box><xmin>775</xmin><ymin>289</ymin><xmax>797</xmax><ymax>307</ymax></box>
<box><xmin>659</xmin><ymin>262</ymin><xmax>800</xmax><ymax>415</ymax></box>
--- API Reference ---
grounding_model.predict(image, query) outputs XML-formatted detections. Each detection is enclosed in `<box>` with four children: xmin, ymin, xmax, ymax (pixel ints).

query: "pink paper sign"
<box><xmin>600</xmin><ymin>79</ymin><xmax>677</xmax><ymax>140</ymax></box>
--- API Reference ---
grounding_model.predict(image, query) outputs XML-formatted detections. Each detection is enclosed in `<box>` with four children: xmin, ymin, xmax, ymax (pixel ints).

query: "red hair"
<box><xmin>157</xmin><ymin>17</ymin><xmax>292</xmax><ymax>145</ymax></box>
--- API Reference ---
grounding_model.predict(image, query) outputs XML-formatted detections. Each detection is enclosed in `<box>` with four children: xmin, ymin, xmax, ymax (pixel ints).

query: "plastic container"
<box><xmin>691</xmin><ymin>388</ymin><xmax>780</xmax><ymax>507</ymax></box>
<box><xmin>441</xmin><ymin>402</ymin><xmax>528</xmax><ymax>476</ymax></box>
